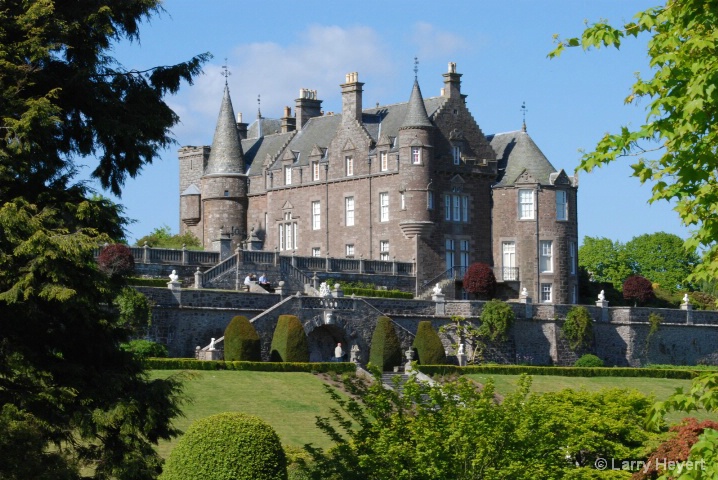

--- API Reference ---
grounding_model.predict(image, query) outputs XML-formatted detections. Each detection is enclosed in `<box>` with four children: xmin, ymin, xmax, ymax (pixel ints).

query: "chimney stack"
<box><xmin>281</xmin><ymin>106</ymin><xmax>296</xmax><ymax>133</ymax></box>
<box><xmin>295</xmin><ymin>89</ymin><xmax>322</xmax><ymax>129</ymax></box>
<box><xmin>236</xmin><ymin>112</ymin><xmax>248</xmax><ymax>140</ymax></box>
<box><xmin>341</xmin><ymin>72</ymin><xmax>363</xmax><ymax>123</ymax></box>
<box><xmin>442</xmin><ymin>62</ymin><xmax>462</xmax><ymax>99</ymax></box>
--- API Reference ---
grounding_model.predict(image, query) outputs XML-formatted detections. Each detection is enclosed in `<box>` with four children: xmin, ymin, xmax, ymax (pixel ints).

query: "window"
<box><xmin>540</xmin><ymin>240</ymin><xmax>553</xmax><ymax>273</ymax></box>
<box><xmin>459</xmin><ymin>240</ymin><xmax>469</xmax><ymax>274</ymax></box>
<box><xmin>541</xmin><ymin>283</ymin><xmax>552</xmax><ymax>303</ymax></box>
<box><xmin>312</xmin><ymin>161</ymin><xmax>320</xmax><ymax>181</ymax></box>
<box><xmin>380</xmin><ymin>192</ymin><xmax>389</xmax><ymax>222</ymax></box>
<box><xmin>279</xmin><ymin>224</ymin><xmax>284</xmax><ymax>250</ymax></box>
<box><xmin>345</xmin><ymin>196</ymin><xmax>355</xmax><ymax>226</ymax></box>
<box><xmin>284</xmin><ymin>165</ymin><xmax>292</xmax><ymax>185</ymax></box>
<box><xmin>279</xmin><ymin>212</ymin><xmax>297</xmax><ymax>251</ymax></box>
<box><xmin>345</xmin><ymin>155</ymin><xmax>354</xmax><ymax>176</ymax></box>
<box><xmin>346</xmin><ymin>244</ymin><xmax>355</xmax><ymax>257</ymax></box>
<box><xmin>445</xmin><ymin>239</ymin><xmax>455</xmax><ymax>270</ymax></box>
<box><xmin>569</xmin><ymin>241</ymin><xmax>577</xmax><ymax>275</ymax></box>
<box><xmin>427</xmin><ymin>191</ymin><xmax>434</xmax><ymax>210</ymax></box>
<box><xmin>444</xmin><ymin>194</ymin><xmax>469</xmax><ymax>222</ymax></box>
<box><xmin>502</xmin><ymin>241</ymin><xmax>517</xmax><ymax>281</ymax></box>
<box><xmin>400</xmin><ymin>192</ymin><xmax>406</xmax><ymax>210</ymax></box>
<box><xmin>452</xmin><ymin>145</ymin><xmax>461</xmax><ymax>165</ymax></box>
<box><xmin>411</xmin><ymin>146</ymin><xmax>421</xmax><ymax>164</ymax></box>
<box><xmin>556</xmin><ymin>190</ymin><xmax>567</xmax><ymax>221</ymax></box>
<box><xmin>380</xmin><ymin>151</ymin><xmax>388</xmax><ymax>171</ymax></box>
<box><xmin>572</xmin><ymin>284</ymin><xmax>578</xmax><ymax>304</ymax></box>
<box><xmin>312</xmin><ymin>201</ymin><xmax>321</xmax><ymax>230</ymax></box>
<box><xmin>312</xmin><ymin>247</ymin><xmax>321</xmax><ymax>257</ymax></box>
<box><xmin>519</xmin><ymin>189</ymin><xmax>535</xmax><ymax>219</ymax></box>
<box><xmin>224</xmin><ymin>190</ymin><xmax>229</xmax><ymax>197</ymax></box>
<box><xmin>380</xmin><ymin>240</ymin><xmax>389</xmax><ymax>261</ymax></box>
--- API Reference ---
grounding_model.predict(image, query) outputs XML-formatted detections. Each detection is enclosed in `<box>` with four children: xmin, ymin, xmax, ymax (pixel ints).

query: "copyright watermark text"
<box><xmin>594</xmin><ymin>457</ymin><xmax>706</xmax><ymax>473</ymax></box>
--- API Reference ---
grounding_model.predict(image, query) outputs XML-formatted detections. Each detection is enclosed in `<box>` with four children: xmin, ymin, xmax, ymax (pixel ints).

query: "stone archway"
<box><xmin>307</xmin><ymin>324</ymin><xmax>348</xmax><ymax>362</ymax></box>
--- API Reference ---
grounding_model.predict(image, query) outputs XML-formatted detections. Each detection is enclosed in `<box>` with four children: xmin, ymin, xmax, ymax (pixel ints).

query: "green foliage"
<box><xmin>438</xmin><ymin>315</ymin><xmax>483</xmax><ymax>364</ymax></box>
<box><xmin>114</xmin><ymin>286</ymin><xmax>152</xmax><ymax>334</ymax></box>
<box><xmin>549</xmin><ymin>4</ymin><xmax>718</xmax><ymax>286</ymax></box>
<box><xmin>97</xmin><ymin>243</ymin><xmax>135</xmax><ymax>278</ymax></box>
<box><xmin>625</xmin><ymin>233</ymin><xmax>698</xmax><ymax>292</ymax></box>
<box><xmin>224</xmin><ymin>315</ymin><xmax>261</xmax><ymax>362</ymax></box>
<box><xmin>160</xmin><ymin>412</ymin><xmax>287</xmax><ymax>480</ymax></box>
<box><xmin>563</xmin><ymin>306</ymin><xmax>594</xmax><ymax>351</ymax></box>
<box><xmin>300</xmin><ymin>369</ymin><xmax>652</xmax><ymax>479</ymax></box>
<box><xmin>368</xmin><ymin>316</ymin><xmax>402</xmax><ymax>371</ymax></box>
<box><xmin>688</xmin><ymin>291</ymin><xmax>717</xmax><ymax>311</ymax></box>
<box><xmin>462</xmin><ymin>262</ymin><xmax>497</xmax><ymax>299</ymax></box>
<box><xmin>412</xmin><ymin>321</ymin><xmax>446</xmax><ymax>365</ymax></box>
<box><xmin>135</xmin><ymin>225</ymin><xmax>202</xmax><ymax>250</ymax></box>
<box><xmin>270</xmin><ymin>315</ymin><xmax>309</xmax><ymax>363</ymax></box>
<box><xmin>579</xmin><ymin>236</ymin><xmax>632</xmax><ymax>290</ymax></box>
<box><xmin>127</xmin><ymin>277</ymin><xmax>169</xmax><ymax>287</ymax></box>
<box><xmin>0</xmin><ymin>1</ymin><xmax>208</xmax><ymax>476</ymax></box>
<box><xmin>340</xmin><ymin>287</ymin><xmax>413</xmax><ymax>299</ymax></box>
<box><xmin>418</xmin><ymin>364</ymin><xmax>699</xmax><ymax>380</ymax></box>
<box><xmin>120</xmin><ymin>339</ymin><xmax>167</xmax><ymax>358</ymax></box>
<box><xmin>479</xmin><ymin>299</ymin><xmax>515</xmax><ymax>342</ymax></box>
<box><xmin>575</xmin><ymin>354</ymin><xmax>604</xmax><ymax>368</ymax></box>
<box><xmin>146</xmin><ymin>358</ymin><xmax>357</xmax><ymax>373</ymax></box>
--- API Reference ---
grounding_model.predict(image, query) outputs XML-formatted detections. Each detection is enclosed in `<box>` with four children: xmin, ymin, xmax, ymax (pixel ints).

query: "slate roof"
<box><xmin>204</xmin><ymin>85</ymin><xmax>244</xmax><ymax>176</ymax></box>
<box><xmin>488</xmin><ymin>130</ymin><xmax>557</xmax><ymax>186</ymax></box>
<box><xmin>247</xmin><ymin>118</ymin><xmax>282</xmax><ymax>139</ymax></box>
<box><xmin>400</xmin><ymin>79</ymin><xmax>433</xmax><ymax>129</ymax></box>
<box><xmin>242</xmin><ymin>95</ymin><xmax>446</xmax><ymax>176</ymax></box>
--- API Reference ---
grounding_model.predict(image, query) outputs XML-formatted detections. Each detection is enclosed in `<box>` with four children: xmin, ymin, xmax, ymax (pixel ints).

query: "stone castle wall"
<box><xmin>140</xmin><ymin>287</ymin><xmax>718</xmax><ymax>366</ymax></box>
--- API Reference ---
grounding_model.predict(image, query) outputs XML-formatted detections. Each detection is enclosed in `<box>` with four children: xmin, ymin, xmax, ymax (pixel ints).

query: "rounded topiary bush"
<box><xmin>574</xmin><ymin>354</ymin><xmax>604</xmax><ymax>367</ymax></box>
<box><xmin>479</xmin><ymin>299</ymin><xmax>515</xmax><ymax>342</ymax></box>
<box><xmin>369</xmin><ymin>316</ymin><xmax>402</xmax><ymax>371</ymax></box>
<box><xmin>270</xmin><ymin>315</ymin><xmax>309</xmax><ymax>362</ymax></box>
<box><xmin>97</xmin><ymin>243</ymin><xmax>135</xmax><ymax>278</ymax></box>
<box><xmin>562</xmin><ymin>306</ymin><xmax>594</xmax><ymax>351</ymax></box>
<box><xmin>160</xmin><ymin>412</ymin><xmax>287</xmax><ymax>480</ymax></box>
<box><xmin>120</xmin><ymin>339</ymin><xmax>167</xmax><ymax>358</ymax></box>
<box><xmin>412</xmin><ymin>321</ymin><xmax>446</xmax><ymax>365</ymax></box>
<box><xmin>463</xmin><ymin>262</ymin><xmax>497</xmax><ymax>299</ymax></box>
<box><xmin>224</xmin><ymin>315</ymin><xmax>261</xmax><ymax>361</ymax></box>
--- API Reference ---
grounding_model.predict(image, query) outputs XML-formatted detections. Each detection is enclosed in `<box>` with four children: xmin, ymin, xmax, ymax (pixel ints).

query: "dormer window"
<box><xmin>284</xmin><ymin>165</ymin><xmax>292</xmax><ymax>185</ymax></box>
<box><xmin>312</xmin><ymin>161</ymin><xmax>320</xmax><ymax>181</ymax></box>
<box><xmin>452</xmin><ymin>145</ymin><xmax>461</xmax><ymax>165</ymax></box>
<box><xmin>380</xmin><ymin>151</ymin><xmax>388</xmax><ymax>171</ymax></box>
<box><xmin>345</xmin><ymin>155</ymin><xmax>354</xmax><ymax>176</ymax></box>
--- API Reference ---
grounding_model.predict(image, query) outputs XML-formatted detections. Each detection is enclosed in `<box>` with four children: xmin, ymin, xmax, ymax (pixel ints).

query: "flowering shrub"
<box><xmin>463</xmin><ymin>263</ymin><xmax>497</xmax><ymax>299</ymax></box>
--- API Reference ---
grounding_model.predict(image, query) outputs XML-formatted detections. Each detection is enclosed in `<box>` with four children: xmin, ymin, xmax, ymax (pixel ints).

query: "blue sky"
<box><xmin>102</xmin><ymin>0</ymin><xmax>686</xmax><ymax>245</ymax></box>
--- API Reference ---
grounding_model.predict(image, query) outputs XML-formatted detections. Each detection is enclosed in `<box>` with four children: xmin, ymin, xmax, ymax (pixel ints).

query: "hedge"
<box><xmin>127</xmin><ymin>277</ymin><xmax>167</xmax><ymax>287</ymax></box>
<box><xmin>412</xmin><ymin>321</ymin><xmax>446</xmax><ymax>365</ymax></box>
<box><xmin>417</xmin><ymin>365</ymin><xmax>700</xmax><ymax>379</ymax></box>
<box><xmin>145</xmin><ymin>358</ymin><xmax>357</xmax><ymax>373</ymax></box>
<box><xmin>369</xmin><ymin>316</ymin><xmax>402</xmax><ymax>371</ymax></box>
<box><xmin>341</xmin><ymin>287</ymin><xmax>413</xmax><ymax>299</ymax></box>
<box><xmin>270</xmin><ymin>315</ymin><xmax>309</xmax><ymax>362</ymax></box>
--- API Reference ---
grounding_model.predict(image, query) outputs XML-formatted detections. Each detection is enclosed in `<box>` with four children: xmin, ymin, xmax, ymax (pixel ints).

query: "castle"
<box><xmin>178</xmin><ymin>63</ymin><xmax>579</xmax><ymax>303</ymax></box>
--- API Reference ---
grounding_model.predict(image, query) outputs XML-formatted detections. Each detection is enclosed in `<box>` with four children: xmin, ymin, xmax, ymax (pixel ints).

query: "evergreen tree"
<box><xmin>0</xmin><ymin>1</ymin><xmax>209</xmax><ymax>477</ymax></box>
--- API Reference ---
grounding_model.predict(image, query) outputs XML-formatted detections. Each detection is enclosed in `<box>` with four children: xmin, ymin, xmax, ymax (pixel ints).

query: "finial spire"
<box><xmin>257</xmin><ymin>94</ymin><xmax>262</xmax><ymax>119</ymax></box>
<box><xmin>413</xmin><ymin>56</ymin><xmax>419</xmax><ymax>80</ymax></box>
<box><xmin>521</xmin><ymin>101</ymin><xmax>528</xmax><ymax>132</ymax></box>
<box><xmin>221</xmin><ymin>57</ymin><xmax>231</xmax><ymax>86</ymax></box>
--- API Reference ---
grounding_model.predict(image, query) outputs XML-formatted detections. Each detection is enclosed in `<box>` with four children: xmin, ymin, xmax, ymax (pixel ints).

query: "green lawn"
<box><xmin>465</xmin><ymin>373</ymin><xmax>716</xmax><ymax>424</ymax></box>
<box><xmin>151</xmin><ymin>370</ymin><xmax>343</xmax><ymax>458</ymax></box>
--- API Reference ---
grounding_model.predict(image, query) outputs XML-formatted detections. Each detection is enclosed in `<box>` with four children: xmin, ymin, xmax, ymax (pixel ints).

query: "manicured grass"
<box><xmin>151</xmin><ymin>370</ymin><xmax>343</xmax><ymax>458</ymax></box>
<box><xmin>465</xmin><ymin>373</ymin><xmax>716</xmax><ymax>423</ymax></box>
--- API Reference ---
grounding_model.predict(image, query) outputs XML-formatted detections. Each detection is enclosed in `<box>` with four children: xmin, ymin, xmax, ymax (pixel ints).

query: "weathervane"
<box><xmin>221</xmin><ymin>57</ymin><xmax>231</xmax><ymax>85</ymax></box>
<box><xmin>521</xmin><ymin>101</ymin><xmax>528</xmax><ymax>132</ymax></box>
<box><xmin>257</xmin><ymin>94</ymin><xmax>262</xmax><ymax>119</ymax></box>
<box><xmin>413</xmin><ymin>56</ymin><xmax>419</xmax><ymax>79</ymax></box>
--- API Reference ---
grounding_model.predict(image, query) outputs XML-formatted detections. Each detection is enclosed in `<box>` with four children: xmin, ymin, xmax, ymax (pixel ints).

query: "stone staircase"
<box><xmin>380</xmin><ymin>372</ymin><xmax>411</xmax><ymax>394</ymax></box>
<box><xmin>416</xmin><ymin>277</ymin><xmax>456</xmax><ymax>300</ymax></box>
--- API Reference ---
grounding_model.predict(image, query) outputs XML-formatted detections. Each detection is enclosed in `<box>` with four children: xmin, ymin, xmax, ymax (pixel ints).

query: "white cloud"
<box><xmin>174</xmin><ymin>24</ymin><xmax>395</xmax><ymax>145</ymax></box>
<box><xmin>409</xmin><ymin>22</ymin><xmax>468</xmax><ymax>60</ymax></box>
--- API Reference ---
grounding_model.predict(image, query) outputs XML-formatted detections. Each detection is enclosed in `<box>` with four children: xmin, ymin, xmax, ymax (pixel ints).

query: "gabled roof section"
<box><xmin>242</xmin><ymin>131</ymin><xmax>296</xmax><ymax>176</ymax></box>
<box><xmin>181</xmin><ymin>184</ymin><xmax>201</xmax><ymax>196</ymax></box>
<box><xmin>247</xmin><ymin>118</ymin><xmax>281</xmax><ymax>138</ymax></box>
<box><xmin>400</xmin><ymin>79</ymin><xmax>433</xmax><ymax>129</ymax></box>
<box><xmin>204</xmin><ymin>85</ymin><xmax>244</xmax><ymax>176</ymax></box>
<box><xmin>489</xmin><ymin>130</ymin><xmax>557</xmax><ymax>187</ymax></box>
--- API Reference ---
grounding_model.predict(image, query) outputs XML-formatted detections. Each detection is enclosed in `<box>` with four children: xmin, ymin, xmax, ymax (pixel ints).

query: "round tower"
<box><xmin>201</xmin><ymin>84</ymin><xmax>248</xmax><ymax>252</ymax></box>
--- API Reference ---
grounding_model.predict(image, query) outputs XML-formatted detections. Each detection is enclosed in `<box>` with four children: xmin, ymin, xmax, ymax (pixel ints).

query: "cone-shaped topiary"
<box><xmin>412</xmin><ymin>321</ymin><xmax>446</xmax><ymax>365</ymax></box>
<box><xmin>270</xmin><ymin>315</ymin><xmax>309</xmax><ymax>362</ymax></box>
<box><xmin>224</xmin><ymin>315</ymin><xmax>261</xmax><ymax>361</ymax></box>
<box><xmin>369</xmin><ymin>316</ymin><xmax>402</xmax><ymax>371</ymax></box>
<box><xmin>160</xmin><ymin>412</ymin><xmax>287</xmax><ymax>480</ymax></box>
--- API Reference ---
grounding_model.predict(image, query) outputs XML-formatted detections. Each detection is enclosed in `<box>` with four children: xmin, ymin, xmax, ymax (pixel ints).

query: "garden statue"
<box><xmin>169</xmin><ymin>270</ymin><xmax>179</xmax><ymax>282</ymax></box>
<box><xmin>319</xmin><ymin>282</ymin><xmax>331</xmax><ymax>297</ymax></box>
<box><xmin>433</xmin><ymin>283</ymin><xmax>442</xmax><ymax>295</ymax></box>
<box><xmin>598</xmin><ymin>290</ymin><xmax>605</xmax><ymax>301</ymax></box>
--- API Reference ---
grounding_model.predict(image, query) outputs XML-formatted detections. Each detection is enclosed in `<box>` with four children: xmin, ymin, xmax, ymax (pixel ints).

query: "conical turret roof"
<box><xmin>205</xmin><ymin>85</ymin><xmax>244</xmax><ymax>175</ymax></box>
<box><xmin>489</xmin><ymin>130</ymin><xmax>557</xmax><ymax>186</ymax></box>
<box><xmin>400</xmin><ymin>79</ymin><xmax>433</xmax><ymax>129</ymax></box>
